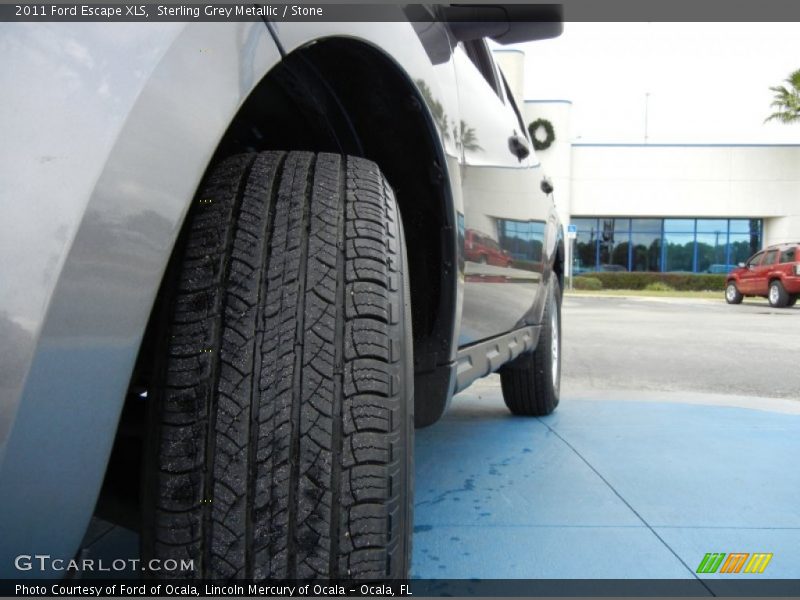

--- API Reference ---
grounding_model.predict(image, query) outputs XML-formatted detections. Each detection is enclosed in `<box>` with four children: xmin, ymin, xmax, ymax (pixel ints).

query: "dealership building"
<box><xmin>495</xmin><ymin>50</ymin><xmax>800</xmax><ymax>276</ymax></box>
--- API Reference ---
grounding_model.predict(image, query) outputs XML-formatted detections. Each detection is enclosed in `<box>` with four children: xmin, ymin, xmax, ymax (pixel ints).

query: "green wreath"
<box><xmin>528</xmin><ymin>118</ymin><xmax>556</xmax><ymax>151</ymax></box>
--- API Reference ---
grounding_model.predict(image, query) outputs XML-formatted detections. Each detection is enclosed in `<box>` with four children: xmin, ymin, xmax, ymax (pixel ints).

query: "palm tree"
<box><xmin>414</xmin><ymin>79</ymin><xmax>449</xmax><ymax>140</ymax></box>
<box><xmin>458</xmin><ymin>120</ymin><xmax>482</xmax><ymax>152</ymax></box>
<box><xmin>765</xmin><ymin>69</ymin><xmax>800</xmax><ymax>124</ymax></box>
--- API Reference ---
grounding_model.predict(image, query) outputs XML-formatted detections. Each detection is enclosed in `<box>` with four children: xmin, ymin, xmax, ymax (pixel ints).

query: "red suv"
<box><xmin>465</xmin><ymin>229</ymin><xmax>513</xmax><ymax>267</ymax></box>
<box><xmin>725</xmin><ymin>243</ymin><xmax>800</xmax><ymax>307</ymax></box>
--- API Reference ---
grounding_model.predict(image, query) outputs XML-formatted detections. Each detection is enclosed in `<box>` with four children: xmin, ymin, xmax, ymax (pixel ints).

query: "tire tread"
<box><xmin>146</xmin><ymin>152</ymin><xmax>411</xmax><ymax>580</ymax></box>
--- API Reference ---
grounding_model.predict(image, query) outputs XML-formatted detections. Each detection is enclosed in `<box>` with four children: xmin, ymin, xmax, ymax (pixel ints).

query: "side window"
<box><xmin>462</xmin><ymin>39</ymin><xmax>503</xmax><ymax>100</ymax></box>
<box><xmin>780</xmin><ymin>248</ymin><xmax>796</xmax><ymax>263</ymax></box>
<box><xmin>765</xmin><ymin>250</ymin><xmax>779</xmax><ymax>265</ymax></box>
<box><xmin>748</xmin><ymin>252</ymin><xmax>764</xmax><ymax>267</ymax></box>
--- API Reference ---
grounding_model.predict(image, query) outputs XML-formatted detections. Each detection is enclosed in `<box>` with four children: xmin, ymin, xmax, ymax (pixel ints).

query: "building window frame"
<box><xmin>570</xmin><ymin>216</ymin><xmax>762</xmax><ymax>274</ymax></box>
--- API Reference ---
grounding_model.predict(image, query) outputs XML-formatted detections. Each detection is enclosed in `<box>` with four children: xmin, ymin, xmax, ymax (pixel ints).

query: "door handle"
<box><xmin>508</xmin><ymin>134</ymin><xmax>530</xmax><ymax>160</ymax></box>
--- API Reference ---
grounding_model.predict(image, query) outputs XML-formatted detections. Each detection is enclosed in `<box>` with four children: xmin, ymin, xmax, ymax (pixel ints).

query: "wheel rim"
<box><xmin>551</xmin><ymin>303</ymin><xmax>559</xmax><ymax>387</ymax></box>
<box><xmin>726</xmin><ymin>284</ymin><xmax>736</xmax><ymax>301</ymax></box>
<box><xmin>769</xmin><ymin>284</ymin><xmax>779</xmax><ymax>304</ymax></box>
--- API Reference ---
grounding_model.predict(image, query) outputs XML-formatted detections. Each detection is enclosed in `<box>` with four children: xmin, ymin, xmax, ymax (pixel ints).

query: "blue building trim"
<box><xmin>627</xmin><ymin>219</ymin><xmax>633</xmax><ymax>271</ymax></box>
<box><xmin>725</xmin><ymin>228</ymin><xmax>732</xmax><ymax>266</ymax></box>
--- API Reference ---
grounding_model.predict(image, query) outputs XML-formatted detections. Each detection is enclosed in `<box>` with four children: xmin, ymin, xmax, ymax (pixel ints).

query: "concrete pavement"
<box><xmin>412</xmin><ymin>296</ymin><xmax>800</xmax><ymax>591</ymax></box>
<box><xmin>413</xmin><ymin>379</ymin><xmax>800</xmax><ymax>590</ymax></box>
<box><xmin>561</xmin><ymin>294</ymin><xmax>800</xmax><ymax>400</ymax></box>
<box><xmin>77</xmin><ymin>296</ymin><xmax>800</xmax><ymax>593</ymax></box>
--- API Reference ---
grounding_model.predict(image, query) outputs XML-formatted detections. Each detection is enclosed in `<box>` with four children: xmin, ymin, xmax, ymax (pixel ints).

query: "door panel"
<box><xmin>755</xmin><ymin>249</ymin><xmax>780</xmax><ymax>295</ymax></box>
<box><xmin>454</xmin><ymin>41</ymin><xmax>550</xmax><ymax>345</ymax></box>
<box><xmin>739</xmin><ymin>252</ymin><xmax>764</xmax><ymax>294</ymax></box>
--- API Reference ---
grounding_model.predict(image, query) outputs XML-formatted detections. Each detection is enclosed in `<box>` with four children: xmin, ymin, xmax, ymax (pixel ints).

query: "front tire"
<box><xmin>768</xmin><ymin>280</ymin><xmax>790</xmax><ymax>308</ymax></box>
<box><xmin>725</xmin><ymin>281</ymin><xmax>743</xmax><ymax>304</ymax></box>
<box><xmin>499</xmin><ymin>277</ymin><xmax>562</xmax><ymax>416</ymax></box>
<box><xmin>143</xmin><ymin>152</ymin><xmax>414</xmax><ymax>580</ymax></box>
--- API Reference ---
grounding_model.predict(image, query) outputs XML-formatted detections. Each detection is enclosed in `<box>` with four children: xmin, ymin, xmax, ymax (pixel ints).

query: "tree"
<box><xmin>457</xmin><ymin>120</ymin><xmax>482</xmax><ymax>152</ymax></box>
<box><xmin>765</xmin><ymin>69</ymin><xmax>800</xmax><ymax>124</ymax></box>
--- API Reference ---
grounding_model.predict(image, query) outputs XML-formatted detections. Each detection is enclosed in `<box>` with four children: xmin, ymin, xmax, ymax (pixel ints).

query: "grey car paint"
<box><xmin>0</xmin><ymin>17</ymin><xmax>561</xmax><ymax>575</ymax></box>
<box><xmin>0</xmin><ymin>21</ymin><xmax>284</xmax><ymax>576</ymax></box>
<box><xmin>454</xmin><ymin>39</ymin><xmax>554</xmax><ymax>343</ymax></box>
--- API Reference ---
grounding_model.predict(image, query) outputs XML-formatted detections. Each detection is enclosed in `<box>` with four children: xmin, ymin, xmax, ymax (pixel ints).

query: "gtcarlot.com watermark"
<box><xmin>14</xmin><ymin>554</ymin><xmax>194</xmax><ymax>574</ymax></box>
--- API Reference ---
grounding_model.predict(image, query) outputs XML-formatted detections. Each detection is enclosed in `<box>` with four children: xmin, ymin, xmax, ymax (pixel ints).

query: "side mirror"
<box><xmin>738</xmin><ymin>262</ymin><xmax>745</xmax><ymax>268</ymax></box>
<box><xmin>540</xmin><ymin>178</ymin><xmax>554</xmax><ymax>195</ymax></box>
<box><xmin>440</xmin><ymin>4</ymin><xmax>563</xmax><ymax>45</ymax></box>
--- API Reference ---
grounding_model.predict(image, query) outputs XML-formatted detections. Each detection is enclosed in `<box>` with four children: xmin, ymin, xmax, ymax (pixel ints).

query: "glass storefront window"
<box><xmin>729</xmin><ymin>233</ymin><xmax>759</xmax><ymax>265</ymax></box>
<box><xmin>696</xmin><ymin>219</ymin><xmax>729</xmax><ymax>234</ymax></box>
<box><xmin>599</xmin><ymin>218</ymin><xmax>615</xmax><ymax>243</ymax></box>
<box><xmin>664</xmin><ymin>232</ymin><xmax>694</xmax><ymax>271</ymax></box>
<box><xmin>570</xmin><ymin>217</ymin><xmax>762</xmax><ymax>274</ymax></box>
<box><xmin>729</xmin><ymin>219</ymin><xmax>761</xmax><ymax>235</ymax></box>
<box><xmin>631</xmin><ymin>232</ymin><xmax>661</xmax><ymax>271</ymax></box>
<box><xmin>664</xmin><ymin>219</ymin><xmax>695</xmax><ymax>233</ymax></box>
<box><xmin>631</xmin><ymin>219</ymin><xmax>661</xmax><ymax>233</ymax></box>
<box><xmin>613</xmin><ymin>219</ymin><xmax>630</xmax><ymax>236</ymax></box>
<box><xmin>599</xmin><ymin>238</ymin><xmax>629</xmax><ymax>271</ymax></box>
<box><xmin>574</xmin><ymin>230</ymin><xmax>597</xmax><ymax>273</ymax></box>
<box><xmin>597</xmin><ymin>218</ymin><xmax>630</xmax><ymax>271</ymax></box>
<box><xmin>571</xmin><ymin>218</ymin><xmax>598</xmax><ymax>232</ymax></box>
<box><xmin>696</xmin><ymin>232</ymin><xmax>727</xmax><ymax>272</ymax></box>
<box><xmin>610</xmin><ymin>241</ymin><xmax>630</xmax><ymax>270</ymax></box>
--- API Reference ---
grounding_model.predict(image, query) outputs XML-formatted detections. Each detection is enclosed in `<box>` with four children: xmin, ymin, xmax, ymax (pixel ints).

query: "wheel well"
<box><xmin>553</xmin><ymin>239</ymin><xmax>565</xmax><ymax>291</ymax></box>
<box><xmin>113</xmin><ymin>38</ymin><xmax>457</xmax><ymax>514</ymax></box>
<box><xmin>100</xmin><ymin>39</ymin><xmax>458</xmax><ymax>527</ymax></box>
<box><xmin>211</xmin><ymin>38</ymin><xmax>456</xmax><ymax>378</ymax></box>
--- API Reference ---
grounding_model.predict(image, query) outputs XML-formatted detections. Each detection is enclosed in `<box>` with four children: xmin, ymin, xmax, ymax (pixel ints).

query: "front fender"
<box><xmin>0</xmin><ymin>22</ymin><xmax>282</xmax><ymax>576</ymax></box>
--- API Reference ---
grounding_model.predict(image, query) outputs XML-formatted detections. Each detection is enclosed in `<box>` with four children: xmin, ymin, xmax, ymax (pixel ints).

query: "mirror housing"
<box><xmin>540</xmin><ymin>178</ymin><xmax>554</xmax><ymax>195</ymax></box>
<box><xmin>738</xmin><ymin>262</ymin><xmax>745</xmax><ymax>268</ymax></box>
<box><xmin>440</xmin><ymin>4</ymin><xmax>563</xmax><ymax>45</ymax></box>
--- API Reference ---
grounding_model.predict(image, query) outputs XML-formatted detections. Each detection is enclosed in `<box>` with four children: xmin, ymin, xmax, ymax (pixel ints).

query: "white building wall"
<box><xmin>570</xmin><ymin>144</ymin><xmax>800</xmax><ymax>247</ymax></box>
<box><xmin>522</xmin><ymin>100</ymin><xmax>574</xmax><ymax>267</ymax></box>
<box><xmin>523</xmin><ymin>101</ymin><xmax>573</xmax><ymax>224</ymax></box>
<box><xmin>495</xmin><ymin>47</ymin><xmax>800</xmax><ymax>262</ymax></box>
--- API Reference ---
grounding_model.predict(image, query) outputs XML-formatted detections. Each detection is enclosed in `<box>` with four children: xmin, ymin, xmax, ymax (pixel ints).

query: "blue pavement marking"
<box><xmin>412</xmin><ymin>526</ymin><xmax>691</xmax><ymax>579</ymax></box>
<box><xmin>412</xmin><ymin>385</ymin><xmax>800</xmax><ymax>580</ymax></box>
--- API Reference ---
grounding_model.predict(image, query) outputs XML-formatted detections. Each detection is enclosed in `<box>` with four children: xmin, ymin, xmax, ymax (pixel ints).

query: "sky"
<box><xmin>513</xmin><ymin>22</ymin><xmax>800</xmax><ymax>143</ymax></box>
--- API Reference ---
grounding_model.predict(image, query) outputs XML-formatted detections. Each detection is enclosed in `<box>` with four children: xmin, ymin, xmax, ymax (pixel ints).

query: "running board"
<box><xmin>454</xmin><ymin>326</ymin><xmax>541</xmax><ymax>394</ymax></box>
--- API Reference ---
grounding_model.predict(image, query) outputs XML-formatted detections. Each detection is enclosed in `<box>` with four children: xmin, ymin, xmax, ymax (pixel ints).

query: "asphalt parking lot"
<box><xmin>80</xmin><ymin>295</ymin><xmax>800</xmax><ymax>590</ymax></box>
<box><xmin>413</xmin><ymin>295</ymin><xmax>800</xmax><ymax>590</ymax></box>
<box><xmin>562</xmin><ymin>294</ymin><xmax>800</xmax><ymax>399</ymax></box>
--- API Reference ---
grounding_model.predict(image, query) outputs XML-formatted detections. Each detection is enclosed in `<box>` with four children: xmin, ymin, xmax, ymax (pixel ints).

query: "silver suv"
<box><xmin>0</xmin><ymin>7</ymin><xmax>564</xmax><ymax>579</ymax></box>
